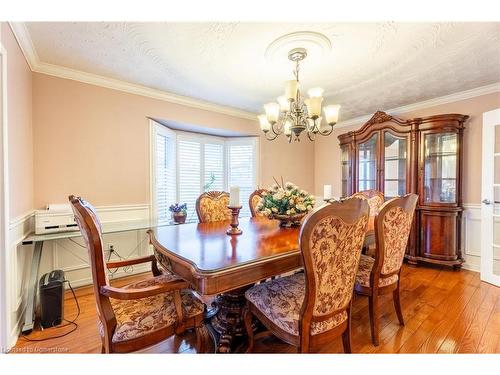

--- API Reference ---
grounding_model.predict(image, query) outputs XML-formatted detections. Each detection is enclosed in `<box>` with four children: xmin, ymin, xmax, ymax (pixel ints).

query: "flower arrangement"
<box><xmin>256</xmin><ymin>179</ymin><xmax>316</xmax><ymax>227</ymax></box>
<box><xmin>169</xmin><ymin>203</ymin><xmax>187</xmax><ymax>214</ymax></box>
<box><xmin>169</xmin><ymin>203</ymin><xmax>187</xmax><ymax>224</ymax></box>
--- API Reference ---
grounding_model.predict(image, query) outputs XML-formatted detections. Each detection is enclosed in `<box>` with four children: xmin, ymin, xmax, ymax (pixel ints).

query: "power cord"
<box><xmin>20</xmin><ymin>279</ymin><xmax>80</xmax><ymax>342</ymax></box>
<box><xmin>106</xmin><ymin>245</ymin><xmax>133</xmax><ymax>275</ymax></box>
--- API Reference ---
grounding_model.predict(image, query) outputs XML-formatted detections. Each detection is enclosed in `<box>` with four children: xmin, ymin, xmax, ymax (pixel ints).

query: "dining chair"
<box><xmin>352</xmin><ymin>190</ymin><xmax>385</xmax><ymax>216</ymax></box>
<box><xmin>195</xmin><ymin>191</ymin><xmax>232</xmax><ymax>223</ymax></box>
<box><xmin>249</xmin><ymin>189</ymin><xmax>267</xmax><ymax>218</ymax></box>
<box><xmin>243</xmin><ymin>197</ymin><xmax>370</xmax><ymax>353</ymax></box>
<box><xmin>68</xmin><ymin>195</ymin><xmax>208</xmax><ymax>353</ymax></box>
<box><xmin>354</xmin><ymin>193</ymin><xmax>418</xmax><ymax>346</ymax></box>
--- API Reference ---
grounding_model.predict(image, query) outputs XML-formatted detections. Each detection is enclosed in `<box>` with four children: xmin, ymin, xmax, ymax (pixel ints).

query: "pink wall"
<box><xmin>32</xmin><ymin>73</ymin><xmax>315</xmax><ymax>208</ymax></box>
<box><xmin>314</xmin><ymin>92</ymin><xmax>500</xmax><ymax>203</ymax></box>
<box><xmin>1</xmin><ymin>23</ymin><xmax>33</xmax><ymax>219</ymax></box>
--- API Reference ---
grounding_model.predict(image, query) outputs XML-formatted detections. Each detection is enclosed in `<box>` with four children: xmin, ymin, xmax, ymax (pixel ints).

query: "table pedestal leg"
<box><xmin>209</xmin><ymin>287</ymin><xmax>255</xmax><ymax>353</ymax></box>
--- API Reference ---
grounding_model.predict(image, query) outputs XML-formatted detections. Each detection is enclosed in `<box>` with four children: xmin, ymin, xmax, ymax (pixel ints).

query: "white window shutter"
<box><xmin>204</xmin><ymin>143</ymin><xmax>224</xmax><ymax>192</ymax></box>
<box><xmin>154</xmin><ymin>124</ymin><xmax>176</xmax><ymax>225</ymax></box>
<box><xmin>227</xmin><ymin>139</ymin><xmax>258</xmax><ymax>217</ymax></box>
<box><xmin>178</xmin><ymin>139</ymin><xmax>201</xmax><ymax>222</ymax></box>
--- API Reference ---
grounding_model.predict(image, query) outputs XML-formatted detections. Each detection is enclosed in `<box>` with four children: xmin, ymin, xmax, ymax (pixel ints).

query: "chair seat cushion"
<box><xmin>245</xmin><ymin>273</ymin><xmax>347</xmax><ymax>336</ymax></box>
<box><xmin>99</xmin><ymin>275</ymin><xmax>205</xmax><ymax>344</ymax></box>
<box><xmin>355</xmin><ymin>254</ymin><xmax>398</xmax><ymax>288</ymax></box>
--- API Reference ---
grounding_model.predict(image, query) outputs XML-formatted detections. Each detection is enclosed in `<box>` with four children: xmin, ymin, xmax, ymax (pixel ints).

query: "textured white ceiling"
<box><xmin>26</xmin><ymin>22</ymin><xmax>500</xmax><ymax>121</ymax></box>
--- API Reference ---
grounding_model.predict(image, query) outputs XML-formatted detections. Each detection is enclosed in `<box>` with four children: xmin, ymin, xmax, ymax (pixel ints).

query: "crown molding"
<box><xmin>8</xmin><ymin>22</ymin><xmax>258</xmax><ymax>121</ymax></box>
<box><xmin>8</xmin><ymin>22</ymin><xmax>38</xmax><ymax>71</ymax></box>
<box><xmin>9</xmin><ymin>22</ymin><xmax>500</xmax><ymax>127</ymax></box>
<box><xmin>335</xmin><ymin>81</ymin><xmax>500</xmax><ymax>129</ymax></box>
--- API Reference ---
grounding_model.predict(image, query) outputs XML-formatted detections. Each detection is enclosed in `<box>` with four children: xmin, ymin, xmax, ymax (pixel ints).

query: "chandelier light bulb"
<box><xmin>285</xmin><ymin>80</ymin><xmax>299</xmax><ymax>101</ymax></box>
<box><xmin>305</xmin><ymin>97</ymin><xmax>323</xmax><ymax>117</ymax></box>
<box><xmin>284</xmin><ymin>120</ymin><xmax>292</xmax><ymax>136</ymax></box>
<box><xmin>264</xmin><ymin>102</ymin><xmax>280</xmax><ymax>123</ymax></box>
<box><xmin>307</xmin><ymin>87</ymin><xmax>324</xmax><ymax>98</ymax></box>
<box><xmin>277</xmin><ymin>95</ymin><xmax>290</xmax><ymax>112</ymax></box>
<box><xmin>324</xmin><ymin>104</ymin><xmax>341</xmax><ymax>125</ymax></box>
<box><xmin>258</xmin><ymin>114</ymin><xmax>271</xmax><ymax>132</ymax></box>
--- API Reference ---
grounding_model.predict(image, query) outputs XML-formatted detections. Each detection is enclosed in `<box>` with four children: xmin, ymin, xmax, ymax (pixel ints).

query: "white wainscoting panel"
<box><xmin>462</xmin><ymin>204</ymin><xmax>482</xmax><ymax>272</ymax></box>
<box><xmin>7</xmin><ymin>204</ymin><xmax>152</xmax><ymax>348</ymax></box>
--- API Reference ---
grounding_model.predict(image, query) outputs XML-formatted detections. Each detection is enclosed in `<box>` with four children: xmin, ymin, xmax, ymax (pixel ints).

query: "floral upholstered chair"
<box><xmin>243</xmin><ymin>197</ymin><xmax>370</xmax><ymax>353</ymax></box>
<box><xmin>249</xmin><ymin>189</ymin><xmax>267</xmax><ymax>218</ymax></box>
<box><xmin>354</xmin><ymin>194</ymin><xmax>417</xmax><ymax>346</ymax></box>
<box><xmin>69</xmin><ymin>195</ymin><xmax>208</xmax><ymax>353</ymax></box>
<box><xmin>352</xmin><ymin>190</ymin><xmax>385</xmax><ymax>217</ymax></box>
<box><xmin>196</xmin><ymin>191</ymin><xmax>232</xmax><ymax>223</ymax></box>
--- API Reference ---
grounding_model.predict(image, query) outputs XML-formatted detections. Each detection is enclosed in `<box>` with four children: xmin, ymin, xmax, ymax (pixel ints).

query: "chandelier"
<box><xmin>258</xmin><ymin>47</ymin><xmax>341</xmax><ymax>142</ymax></box>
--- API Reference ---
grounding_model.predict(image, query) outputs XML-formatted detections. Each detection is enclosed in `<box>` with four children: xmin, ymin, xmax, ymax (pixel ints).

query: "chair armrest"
<box><xmin>100</xmin><ymin>278</ymin><xmax>189</xmax><ymax>300</ymax></box>
<box><xmin>107</xmin><ymin>255</ymin><xmax>156</xmax><ymax>269</ymax></box>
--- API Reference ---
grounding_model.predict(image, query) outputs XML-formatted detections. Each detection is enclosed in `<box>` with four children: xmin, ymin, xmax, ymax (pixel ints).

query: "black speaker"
<box><xmin>39</xmin><ymin>270</ymin><xmax>65</xmax><ymax>328</ymax></box>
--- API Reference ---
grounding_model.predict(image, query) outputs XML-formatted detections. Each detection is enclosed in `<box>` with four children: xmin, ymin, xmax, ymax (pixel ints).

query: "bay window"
<box><xmin>151</xmin><ymin>122</ymin><xmax>258</xmax><ymax>224</ymax></box>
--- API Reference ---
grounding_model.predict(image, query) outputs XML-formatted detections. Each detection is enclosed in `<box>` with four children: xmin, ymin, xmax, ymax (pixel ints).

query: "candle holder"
<box><xmin>226</xmin><ymin>206</ymin><xmax>243</xmax><ymax>235</ymax></box>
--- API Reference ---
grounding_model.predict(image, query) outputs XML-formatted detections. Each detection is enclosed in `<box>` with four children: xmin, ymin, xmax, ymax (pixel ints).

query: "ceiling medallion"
<box><xmin>265</xmin><ymin>31</ymin><xmax>332</xmax><ymax>63</ymax></box>
<box><xmin>259</xmin><ymin>34</ymin><xmax>340</xmax><ymax>143</ymax></box>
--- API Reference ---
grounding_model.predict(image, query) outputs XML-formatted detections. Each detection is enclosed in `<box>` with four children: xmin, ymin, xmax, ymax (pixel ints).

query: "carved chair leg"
<box><xmin>393</xmin><ymin>282</ymin><xmax>405</xmax><ymax>326</ymax></box>
<box><xmin>368</xmin><ymin>294</ymin><xmax>380</xmax><ymax>346</ymax></box>
<box><xmin>342</xmin><ymin>327</ymin><xmax>352</xmax><ymax>353</ymax></box>
<box><xmin>342</xmin><ymin>302</ymin><xmax>352</xmax><ymax>353</ymax></box>
<box><xmin>195</xmin><ymin>323</ymin><xmax>211</xmax><ymax>354</ymax></box>
<box><xmin>243</xmin><ymin>306</ymin><xmax>254</xmax><ymax>353</ymax></box>
<box><xmin>101</xmin><ymin>345</ymin><xmax>106</xmax><ymax>354</ymax></box>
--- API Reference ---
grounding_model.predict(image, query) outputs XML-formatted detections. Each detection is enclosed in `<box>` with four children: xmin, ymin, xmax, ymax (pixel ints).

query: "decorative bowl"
<box><xmin>269</xmin><ymin>213</ymin><xmax>306</xmax><ymax>227</ymax></box>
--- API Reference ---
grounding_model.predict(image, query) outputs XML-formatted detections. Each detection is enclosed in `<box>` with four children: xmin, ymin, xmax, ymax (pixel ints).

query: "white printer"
<box><xmin>35</xmin><ymin>204</ymin><xmax>79</xmax><ymax>235</ymax></box>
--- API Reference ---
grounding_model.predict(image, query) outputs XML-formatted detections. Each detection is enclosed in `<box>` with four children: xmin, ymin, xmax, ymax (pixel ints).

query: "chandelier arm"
<box><xmin>317</xmin><ymin>125</ymin><xmax>335</xmax><ymax>136</ymax></box>
<box><xmin>270</xmin><ymin>119</ymin><xmax>283</xmax><ymax>135</ymax></box>
<box><xmin>306</xmin><ymin>131</ymin><xmax>315</xmax><ymax>142</ymax></box>
<box><xmin>264</xmin><ymin>131</ymin><xmax>280</xmax><ymax>141</ymax></box>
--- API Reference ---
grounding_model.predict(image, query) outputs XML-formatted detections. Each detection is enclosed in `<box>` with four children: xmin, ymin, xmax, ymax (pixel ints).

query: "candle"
<box><xmin>229</xmin><ymin>186</ymin><xmax>240</xmax><ymax>207</ymax></box>
<box><xmin>324</xmin><ymin>185</ymin><xmax>332</xmax><ymax>200</ymax></box>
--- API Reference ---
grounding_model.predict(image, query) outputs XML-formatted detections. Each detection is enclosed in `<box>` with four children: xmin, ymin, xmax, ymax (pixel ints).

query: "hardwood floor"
<box><xmin>11</xmin><ymin>264</ymin><xmax>500</xmax><ymax>354</ymax></box>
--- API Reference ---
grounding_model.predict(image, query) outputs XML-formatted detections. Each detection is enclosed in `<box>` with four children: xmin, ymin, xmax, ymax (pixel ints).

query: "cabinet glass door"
<box><xmin>341</xmin><ymin>144</ymin><xmax>351</xmax><ymax>197</ymax></box>
<box><xmin>384</xmin><ymin>132</ymin><xmax>407</xmax><ymax>199</ymax></box>
<box><xmin>358</xmin><ymin>133</ymin><xmax>378</xmax><ymax>191</ymax></box>
<box><xmin>423</xmin><ymin>132</ymin><xmax>458</xmax><ymax>203</ymax></box>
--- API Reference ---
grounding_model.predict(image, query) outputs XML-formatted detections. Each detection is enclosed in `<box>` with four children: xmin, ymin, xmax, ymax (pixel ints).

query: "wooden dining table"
<box><xmin>147</xmin><ymin>216</ymin><xmax>375</xmax><ymax>353</ymax></box>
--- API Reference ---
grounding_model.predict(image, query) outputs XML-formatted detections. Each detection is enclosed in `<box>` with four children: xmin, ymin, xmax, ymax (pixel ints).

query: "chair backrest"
<box><xmin>249</xmin><ymin>189</ymin><xmax>267</xmax><ymax>218</ymax></box>
<box><xmin>195</xmin><ymin>191</ymin><xmax>231</xmax><ymax>223</ymax></box>
<box><xmin>68</xmin><ymin>195</ymin><xmax>116</xmax><ymax>335</ymax></box>
<box><xmin>373</xmin><ymin>194</ymin><xmax>418</xmax><ymax>279</ymax></box>
<box><xmin>299</xmin><ymin>197</ymin><xmax>370</xmax><ymax>336</ymax></box>
<box><xmin>352</xmin><ymin>190</ymin><xmax>384</xmax><ymax>216</ymax></box>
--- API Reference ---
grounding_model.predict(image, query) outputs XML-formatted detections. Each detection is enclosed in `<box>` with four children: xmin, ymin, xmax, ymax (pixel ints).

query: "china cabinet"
<box><xmin>338</xmin><ymin>111</ymin><xmax>469</xmax><ymax>268</ymax></box>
